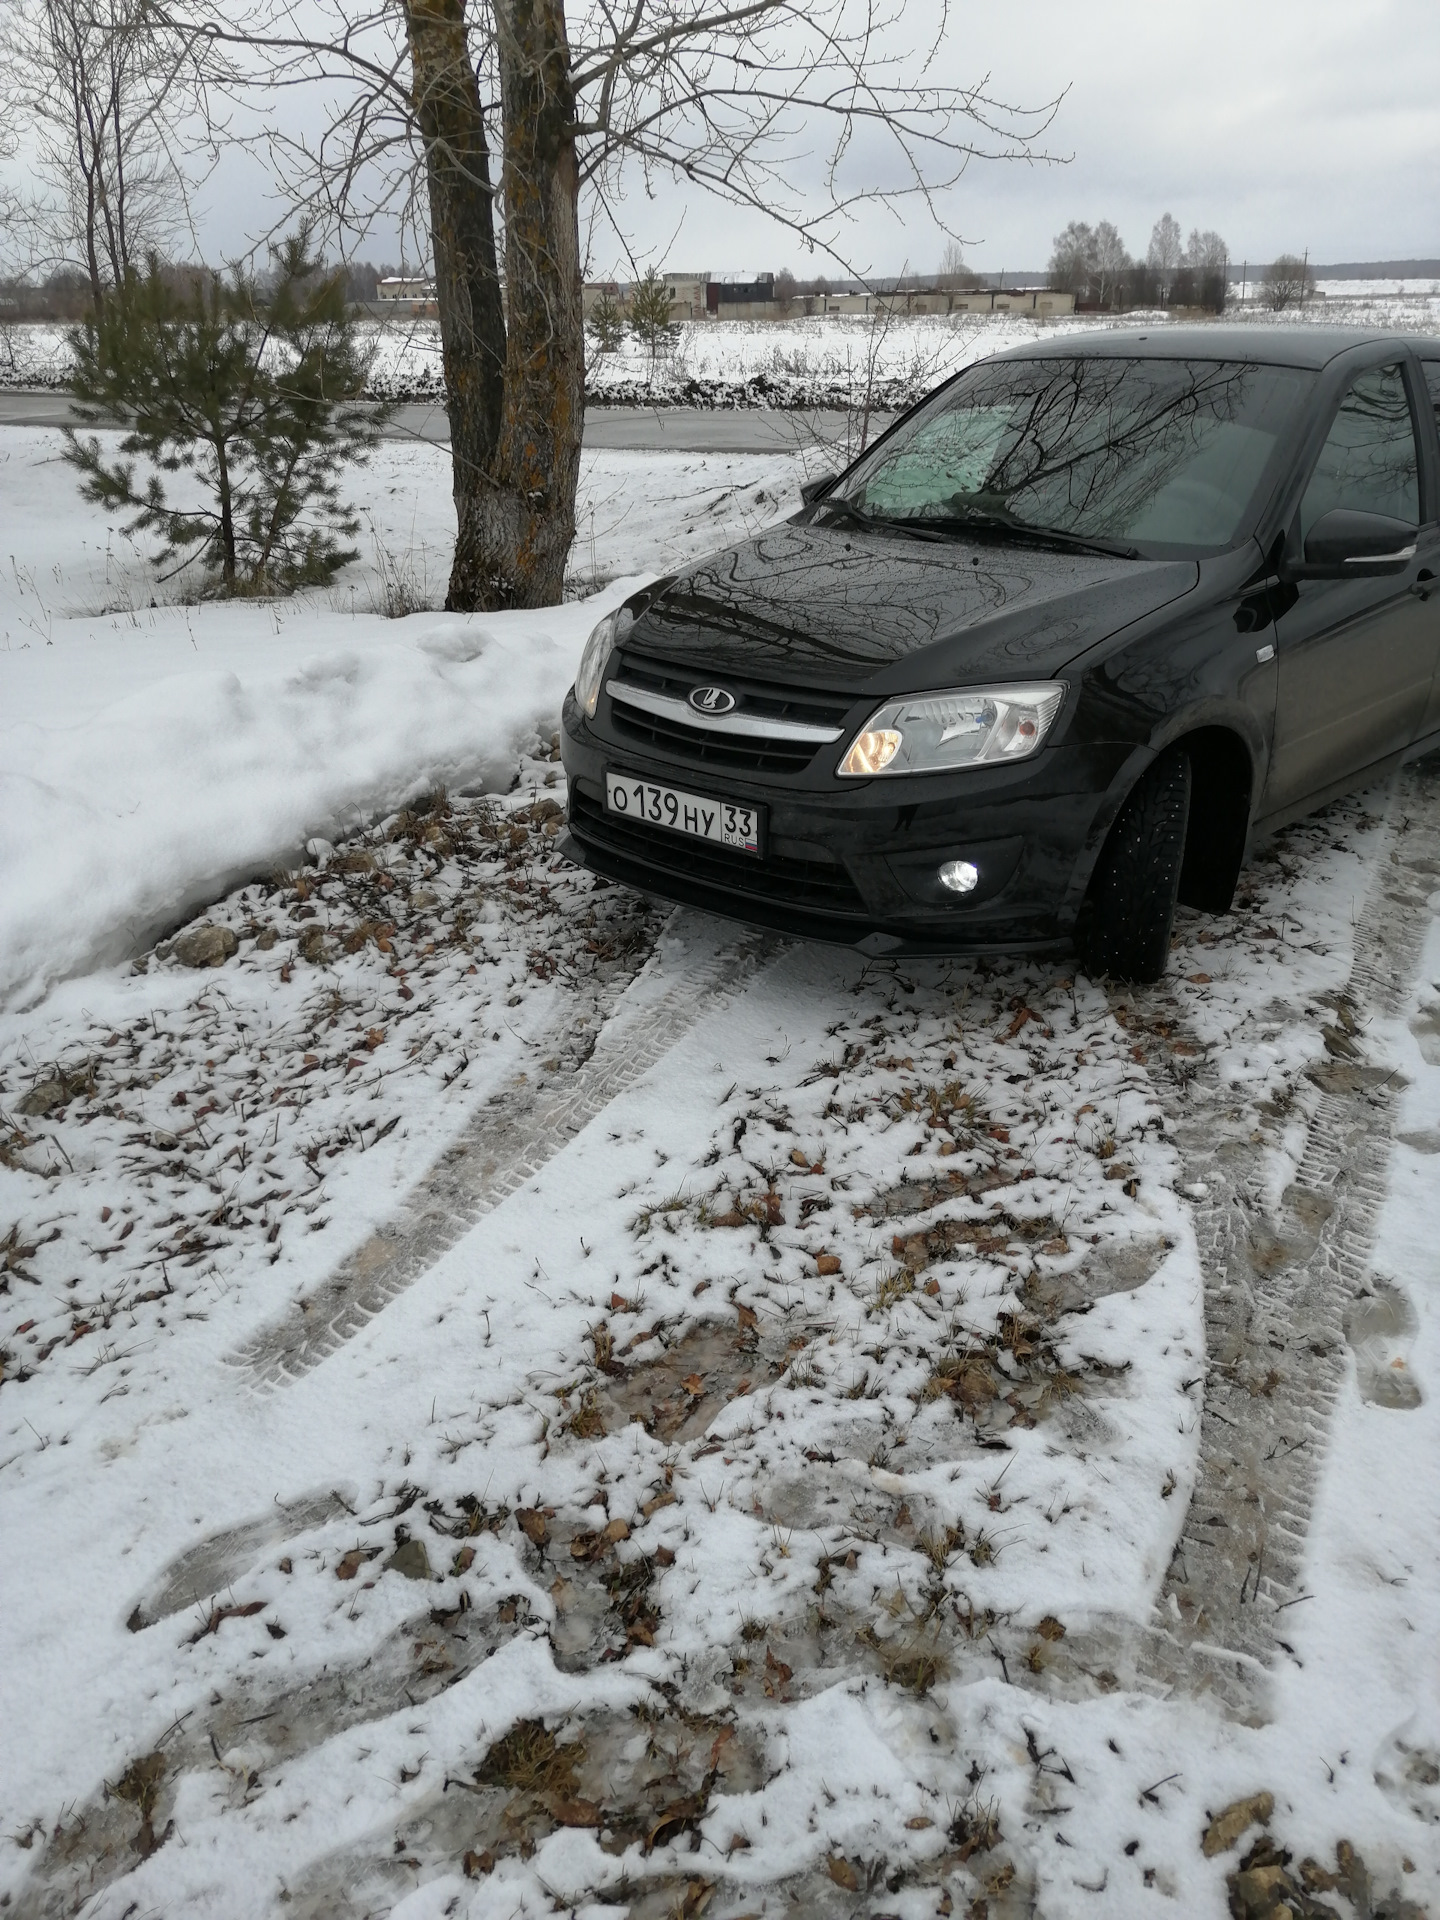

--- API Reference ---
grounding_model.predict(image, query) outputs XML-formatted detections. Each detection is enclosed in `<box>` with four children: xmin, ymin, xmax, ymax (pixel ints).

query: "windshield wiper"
<box><xmin>815</xmin><ymin>497</ymin><xmax>957</xmax><ymax>544</ymax></box>
<box><xmin>894</xmin><ymin>507</ymin><xmax>1141</xmax><ymax>561</ymax></box>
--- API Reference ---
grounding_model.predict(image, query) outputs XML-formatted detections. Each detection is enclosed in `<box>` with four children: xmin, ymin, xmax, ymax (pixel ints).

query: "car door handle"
<box><xmin>1413</xmin><ymin>568</ymin><xmax>1436</xmax><ymax>600</ymax></box>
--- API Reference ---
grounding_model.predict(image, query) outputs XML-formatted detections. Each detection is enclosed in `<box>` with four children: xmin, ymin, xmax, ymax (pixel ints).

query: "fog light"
<box><xmin>938</xmin><ymin>859</ymin><xmax>980</xmax><ymax>895</ymax></box>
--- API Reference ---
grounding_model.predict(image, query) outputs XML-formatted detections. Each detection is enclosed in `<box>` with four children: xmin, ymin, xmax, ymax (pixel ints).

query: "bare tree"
<box><xmin>2</xmin><ymin>0</ymin><xmax>215</xmax><ymax>305</ymax></box>
<box><xmin>1184</xmin><ymin>225</ymin><xmax>1227</xmax><ymax>312</ymax></box>
<box><xmin>170</xmin><ymin>0</ymin><xmax>1061</xmax><ymax>611</ymax></box>
<box><xmin>1092</xmin><ymin>220</ymin><xmax>1128</xmax><ymax>309</ymax></box>
<box><xmin>1048</xmin><ymin>220</ymin><xmax>1095</xmax><ymax>299</ymax></box>
<box><xmin>1146</xmin><ymin>210</ymin><xmax>1182</xmax><ymax>303</ymax></box>
<box><xmin>936</xmin><ymin>237</ymin><xmax>972</xmax><ymax>289</ymax></box>
<box><xmin>1261</xmin><ymin>253</ymin><xmax>1313</xmax><ymax>312</ymax></box>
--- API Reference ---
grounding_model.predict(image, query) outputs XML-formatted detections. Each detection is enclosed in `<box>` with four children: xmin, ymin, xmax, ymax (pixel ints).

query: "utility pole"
<box><xmin>1301</xmin><ymin>248</ymin><xmax>1308</xmax><ymax>308</ymax></box>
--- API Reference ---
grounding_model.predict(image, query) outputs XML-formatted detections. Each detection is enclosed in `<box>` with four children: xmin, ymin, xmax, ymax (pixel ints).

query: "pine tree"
<box><xmin>586</xmin><ymin>291</ymin><xmax>625</xmax><ymax>353</ymax></box>
<box><xmin>627</xmin><ymin>268</ymin><xmax>675</xmax><ymax>363</ymax></box>
<box><xmin>62</xmin><ymin>228</ymin><xmax>387</xmax><ymax>595</ymax></box>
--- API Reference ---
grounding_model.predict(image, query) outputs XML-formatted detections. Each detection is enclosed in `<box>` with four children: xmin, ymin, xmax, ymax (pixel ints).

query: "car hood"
<box><xmin>625</xmin><ymin>519</ymin><xmax>1199</xmax><ymax>691</ymax></box>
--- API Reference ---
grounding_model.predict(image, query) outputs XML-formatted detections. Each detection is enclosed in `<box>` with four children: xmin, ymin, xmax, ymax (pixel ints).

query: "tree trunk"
<box><xmin>402</xmin><ymin>0</ymin><xmax>506</xmax><ymax>610</ymax></box>
<box><xmin>481</xmin><ymin>0</ymin><xmax>584</xmax><ymax>608</ymax></box>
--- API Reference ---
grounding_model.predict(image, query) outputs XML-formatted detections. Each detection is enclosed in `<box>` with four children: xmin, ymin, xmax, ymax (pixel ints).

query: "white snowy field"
<box><xmin>5</xmin><ymin>293</ymin><xmax>1439</xmax><ymax>411</ymax></box>
<box><xmin>1</xmin><ymin>426</ymin><xmax>1440</xmax><ymax>1918</ymax></box>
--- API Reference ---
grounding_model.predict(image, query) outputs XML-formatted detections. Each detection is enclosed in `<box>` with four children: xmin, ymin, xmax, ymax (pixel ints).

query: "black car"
<box><xmin>559</xmin><ymin>327</ymin><xmax>1440</xmax><ymax>981</ymax></box>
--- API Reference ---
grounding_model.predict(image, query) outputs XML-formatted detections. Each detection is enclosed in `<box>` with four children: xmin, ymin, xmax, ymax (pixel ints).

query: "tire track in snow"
<box><xmin>1147</xmin><ymin>755</ymin><xmax>1440</xmax><ymax>1710</ymax></box>
<box><xmin>231</xmin><ymin>919</ymin><xmax>781</xmax><ymax>1390</ymax></box>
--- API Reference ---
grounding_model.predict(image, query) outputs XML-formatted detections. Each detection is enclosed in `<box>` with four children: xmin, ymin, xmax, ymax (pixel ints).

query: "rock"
<box><xmin>173</xmin><ymin>925</ymin><xmax>238</xmax><ymax>969</ymax></box>
<box><xmin>384</xmin><ymin>1538</ymin><xmax>432</xmax><ymax>1581</ymax></box>
<box><xmin>254</xmin><ymin>926</ymin><xmax>277</xmax><ymax>951</ymax></box>
<box><xmin>1203</xmin><ymin>1791</ymin><xmax>1274</xmax><ymax>1857</ymax></box>
<box><xmin>531</xmin><ymin>797</ymin><xmax>563</xmax><ymax>823</ymax></box>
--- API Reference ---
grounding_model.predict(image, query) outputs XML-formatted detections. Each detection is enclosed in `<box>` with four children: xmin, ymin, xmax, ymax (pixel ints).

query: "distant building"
<box><xmin>376</xmin><ymin>276</ymin><xmax>438</xmax><ymax>316</ymax></box>
<box><xmin>705</xmin><ymin>274</ymin><xmax>775</xmax><ymax>319</ymax></box>
<box><xmin>576</xmin><ymin>270</ymin><xmax>1072</xmax><ymax>324</ymax></box>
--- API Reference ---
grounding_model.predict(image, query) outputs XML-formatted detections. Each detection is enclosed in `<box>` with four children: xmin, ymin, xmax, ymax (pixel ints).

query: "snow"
<box><xmin>0</xmin><ymin>428</ymin><xmax>798</xmax><ymax>1008</ymax></box>
<box><xmin>2</xmin><ymin>412</ymin><xmax>1440</xmax><ymax>1918</ymax></box>
<box><xmin>7</xmin><ymin>291</ymin><xmax>1438</xmax><ymax>414</ymax></box>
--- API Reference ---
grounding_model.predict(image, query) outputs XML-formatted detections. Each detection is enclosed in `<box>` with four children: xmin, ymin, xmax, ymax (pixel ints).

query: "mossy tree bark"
<box><xmin>404</xmin><ymin>0</ymin><xmax>582</xmax><ymax>612</ymax></box>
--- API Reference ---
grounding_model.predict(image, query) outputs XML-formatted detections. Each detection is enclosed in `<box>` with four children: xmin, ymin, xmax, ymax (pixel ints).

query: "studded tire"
<box><xmin>1077</xmin><ymin>746</ymin><xmax>1192</xmax><ymax>984</ymax></box>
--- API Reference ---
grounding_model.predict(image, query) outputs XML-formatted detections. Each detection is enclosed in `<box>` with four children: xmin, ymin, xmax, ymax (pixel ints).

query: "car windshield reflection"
<box><xmin>823</xmin><ymin>356</ymin><xmax>1316</xmax><ymax>559</ymax></box>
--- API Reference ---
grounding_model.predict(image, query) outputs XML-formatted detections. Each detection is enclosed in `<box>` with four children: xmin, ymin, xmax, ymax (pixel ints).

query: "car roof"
<box><xmin>992</xmin><ymin>324</ymin><xmax>1433</xmax><ymax>370</ymax></box>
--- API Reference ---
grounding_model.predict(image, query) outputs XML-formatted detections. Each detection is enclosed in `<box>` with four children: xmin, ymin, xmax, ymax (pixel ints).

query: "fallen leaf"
<box><xmin>462</xmin><ymin>1848</ymin><xmax>494</xmax><ymax>1877</ymax></box>
<box><xmin>1201</xmin><ymin>1790</ymin><xmax>1274</xmax><ymax>1857</ymax></box>
<box><xmin>905</xmin><ymin>1815</ymin><xmax>934</xmax><ymax>1830</ymax></box>
<box><xmin>452</xmin><ymin>1545</ymin><xmax>476</xmax><ymax>1574</ymax></box>
<box><xmin>642</xmin><ymin>1489</ymin><xmax>677</xmax><ymax>1519</ymax></box>
<box><xmin>736</xmin><ymin>1303</ymin><xmax>758</xmax><ymax>1331</ymax></box>
<box><xmin>1036</xmin><ymin>1614</ymin><xmax>1066</xmax><ymax>1641</ymax></box>
<box><xmin>648</xmin><ymin>1794</ymin><xmax>708</xmax><ymax>1851</ymax></box>
<box><xmin>516</xmin><ymin>1507</ymin><xmax>549</xmax><ymax>1546</ymax></box>
<box><xmin>790</xmin><ymin>1147</ymin><xmax>810</xmax><ymax>1167</ymax></box>
<box><xmin>815</xmin><ymin>1253</ymin><xmax>842</xmax><ymax>1276</ymax></box>
<box><xmin>826</xmin><ymin>1857</ymin><xmax>860</xmax><ymax>1891</ymax></box>
<box><xmin>681</xmin><ymin>1373</ymin><xmax>704</xmax><ymax>1395</ymax></box>
<box><xmin>602</xmin><ymin>1516</ymin><xmax>630</xmax><ymax>1543</ymax></box>
<box><xmin>550</xmin><ymin>1796</ymin><xmax>601</xmax><ymax>1827</ymax></box>
<box><xmin>191</xmin><ymin>1599</ymin><xmax>264</xmax><ymax>1642</ymax></box>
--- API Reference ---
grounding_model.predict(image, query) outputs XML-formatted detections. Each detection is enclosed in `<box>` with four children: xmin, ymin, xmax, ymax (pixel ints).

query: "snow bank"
<box><xmin>0</xmin><ymin>607</ymin><xmax>614</xmax><ymax>1009</ymax></box>
<box><xmin>0</xmin><ymin>427</ymin><xmax>800</xmax><ymax>1010</ymax></box>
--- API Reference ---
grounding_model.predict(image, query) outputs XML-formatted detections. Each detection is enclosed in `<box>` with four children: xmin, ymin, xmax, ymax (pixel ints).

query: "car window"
<box><xmin>831</xmin><ymin>357</ymin><xmax>1315</xmax><ymax>558</ymax></box>
<box><xmin>1299</xmin><ymin>363</ymin><xmax>1419</xmax><ymax>540</ymax></box>
<box><xmin>1423</xmin><ymin>361</ymin><xmax>1440</xmax><ymax>441</ymax></box>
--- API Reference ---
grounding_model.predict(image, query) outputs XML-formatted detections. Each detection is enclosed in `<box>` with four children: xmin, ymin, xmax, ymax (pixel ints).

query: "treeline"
<box><xmin>1048</xmin><ymin>212</ymin><xmax>1228</xmax><ymax>313</ymax></box>
<box><xmin>0</xmin><ymin>261</ymin><xmax>404</xmax><ymax>322</ymax></box>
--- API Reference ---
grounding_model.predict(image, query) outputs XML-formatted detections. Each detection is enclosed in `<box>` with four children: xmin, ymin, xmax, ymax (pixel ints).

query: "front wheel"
<box><xmin>1077</xmin><ymin>748</ymin><xmax>1192</xmax><ymax>984</ymax></box>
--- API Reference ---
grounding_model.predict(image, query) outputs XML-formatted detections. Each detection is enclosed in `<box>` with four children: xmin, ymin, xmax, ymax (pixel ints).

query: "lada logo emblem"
<box><xmin>689</xmin><ymin>685</ymin><xmax>736</xmax><ymax>715</ymax></box>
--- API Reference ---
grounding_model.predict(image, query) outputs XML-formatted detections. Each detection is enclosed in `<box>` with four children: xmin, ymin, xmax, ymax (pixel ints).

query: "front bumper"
<box><xmin>559</xmin><ymin>689</ymin><xmax>1128</xmax><ymax>955</ymax></box>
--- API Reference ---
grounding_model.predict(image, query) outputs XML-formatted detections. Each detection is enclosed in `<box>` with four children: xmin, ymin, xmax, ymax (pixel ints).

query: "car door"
<box><xmin>1265</xmin><ymin>359</ymin><xmax>1440</xmax><ymax>816</ymax></box>
<box><xmin>1414</xmin><ymin>355</ymin><xmax>1440</xmax><ymax>738</ymax></box>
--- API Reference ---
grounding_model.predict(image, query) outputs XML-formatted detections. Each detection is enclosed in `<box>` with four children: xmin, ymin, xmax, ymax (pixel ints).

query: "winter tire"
<box><xmin>1078</xmin><ymin>747</ymin><xmax>1192</xmax><ymax>984</ymax></box>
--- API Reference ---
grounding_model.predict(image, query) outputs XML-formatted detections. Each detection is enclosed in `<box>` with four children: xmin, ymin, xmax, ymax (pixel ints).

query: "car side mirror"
<box><xmin>1293</xmin><ymin>508</ymin><xmax>1418</xmax><ymax>578</ymax></box>
<box><xmin>800</xmin><ymin>472</ymin><xmax>838</xmax><ymax>507</ymax></box>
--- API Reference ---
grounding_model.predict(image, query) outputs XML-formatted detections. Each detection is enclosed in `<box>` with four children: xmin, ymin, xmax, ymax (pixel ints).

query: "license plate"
<box><xmin>605</xmin><ymin>772</ymin><xmax>762</xmax><ymax>855</ymax></box>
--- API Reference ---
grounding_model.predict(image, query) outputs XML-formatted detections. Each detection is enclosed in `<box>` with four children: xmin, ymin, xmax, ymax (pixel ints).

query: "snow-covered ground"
<box><xmin>0</xmin><ymin>428</ymin><xmax>798</xmax><ymax>1008</ymax></box>
<box><xmin>6</xmin><ymin>292</ymin><xmax>1438</xmax><ymax>413</ymax></box>
<box><xmin>2</xmin><ymin>425</ymin><xmax>1440</xmax><ymax>1919</ymax></box>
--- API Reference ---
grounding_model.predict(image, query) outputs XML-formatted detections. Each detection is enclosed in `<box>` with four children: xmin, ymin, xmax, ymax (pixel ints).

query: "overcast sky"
<box><xmin>12</xmin><ymin>0</ymin><xmax>1438</xmax><ymax>281</ymax></box>
<box><xmin>571</xmin><ymin>0</ymin><xmax>1439</xmax><ymax>281</ymax></box>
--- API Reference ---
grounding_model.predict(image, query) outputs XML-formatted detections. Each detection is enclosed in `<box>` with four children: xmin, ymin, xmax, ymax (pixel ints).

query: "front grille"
<box><xmin>607</xmin><ymin>655</ymin><xmax>855</xmax><ymax>776</ymax></box>
<box><xmin>571</xmin><ymin>788</ymin><xmax>868</xmax><ymax>916</ymax></box>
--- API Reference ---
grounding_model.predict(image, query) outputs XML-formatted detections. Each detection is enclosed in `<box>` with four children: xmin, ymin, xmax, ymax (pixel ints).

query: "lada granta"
<box><xmin>559</xmin><ymin>328</ymin><xmax>1440</xmax><ymax>981</ymax></box>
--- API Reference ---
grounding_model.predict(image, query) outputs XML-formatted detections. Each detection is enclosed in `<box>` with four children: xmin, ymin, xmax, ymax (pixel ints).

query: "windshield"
<box><xmin>827</xmin><ymin>356</ymin><xmax>1315</xmax><ymax>557</ymax></box>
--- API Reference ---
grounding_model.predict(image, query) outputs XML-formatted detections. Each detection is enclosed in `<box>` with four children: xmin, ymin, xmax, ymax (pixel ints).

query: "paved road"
<box><xmin>0</xmin><ymin>390</ymin><xmax>889</xmax><ymax>455</ymax></box>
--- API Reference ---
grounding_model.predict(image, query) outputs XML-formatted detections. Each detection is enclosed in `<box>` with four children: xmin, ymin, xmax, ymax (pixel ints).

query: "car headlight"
<box><xmin>837</xmin><ymin>682</ymin><xmax>1066</xmax><ymax>776</ymax></box>
<box><xmin>574</xmin><ymin>606</ymin><xmax>633</xmax><ymax>719</ymax></box>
